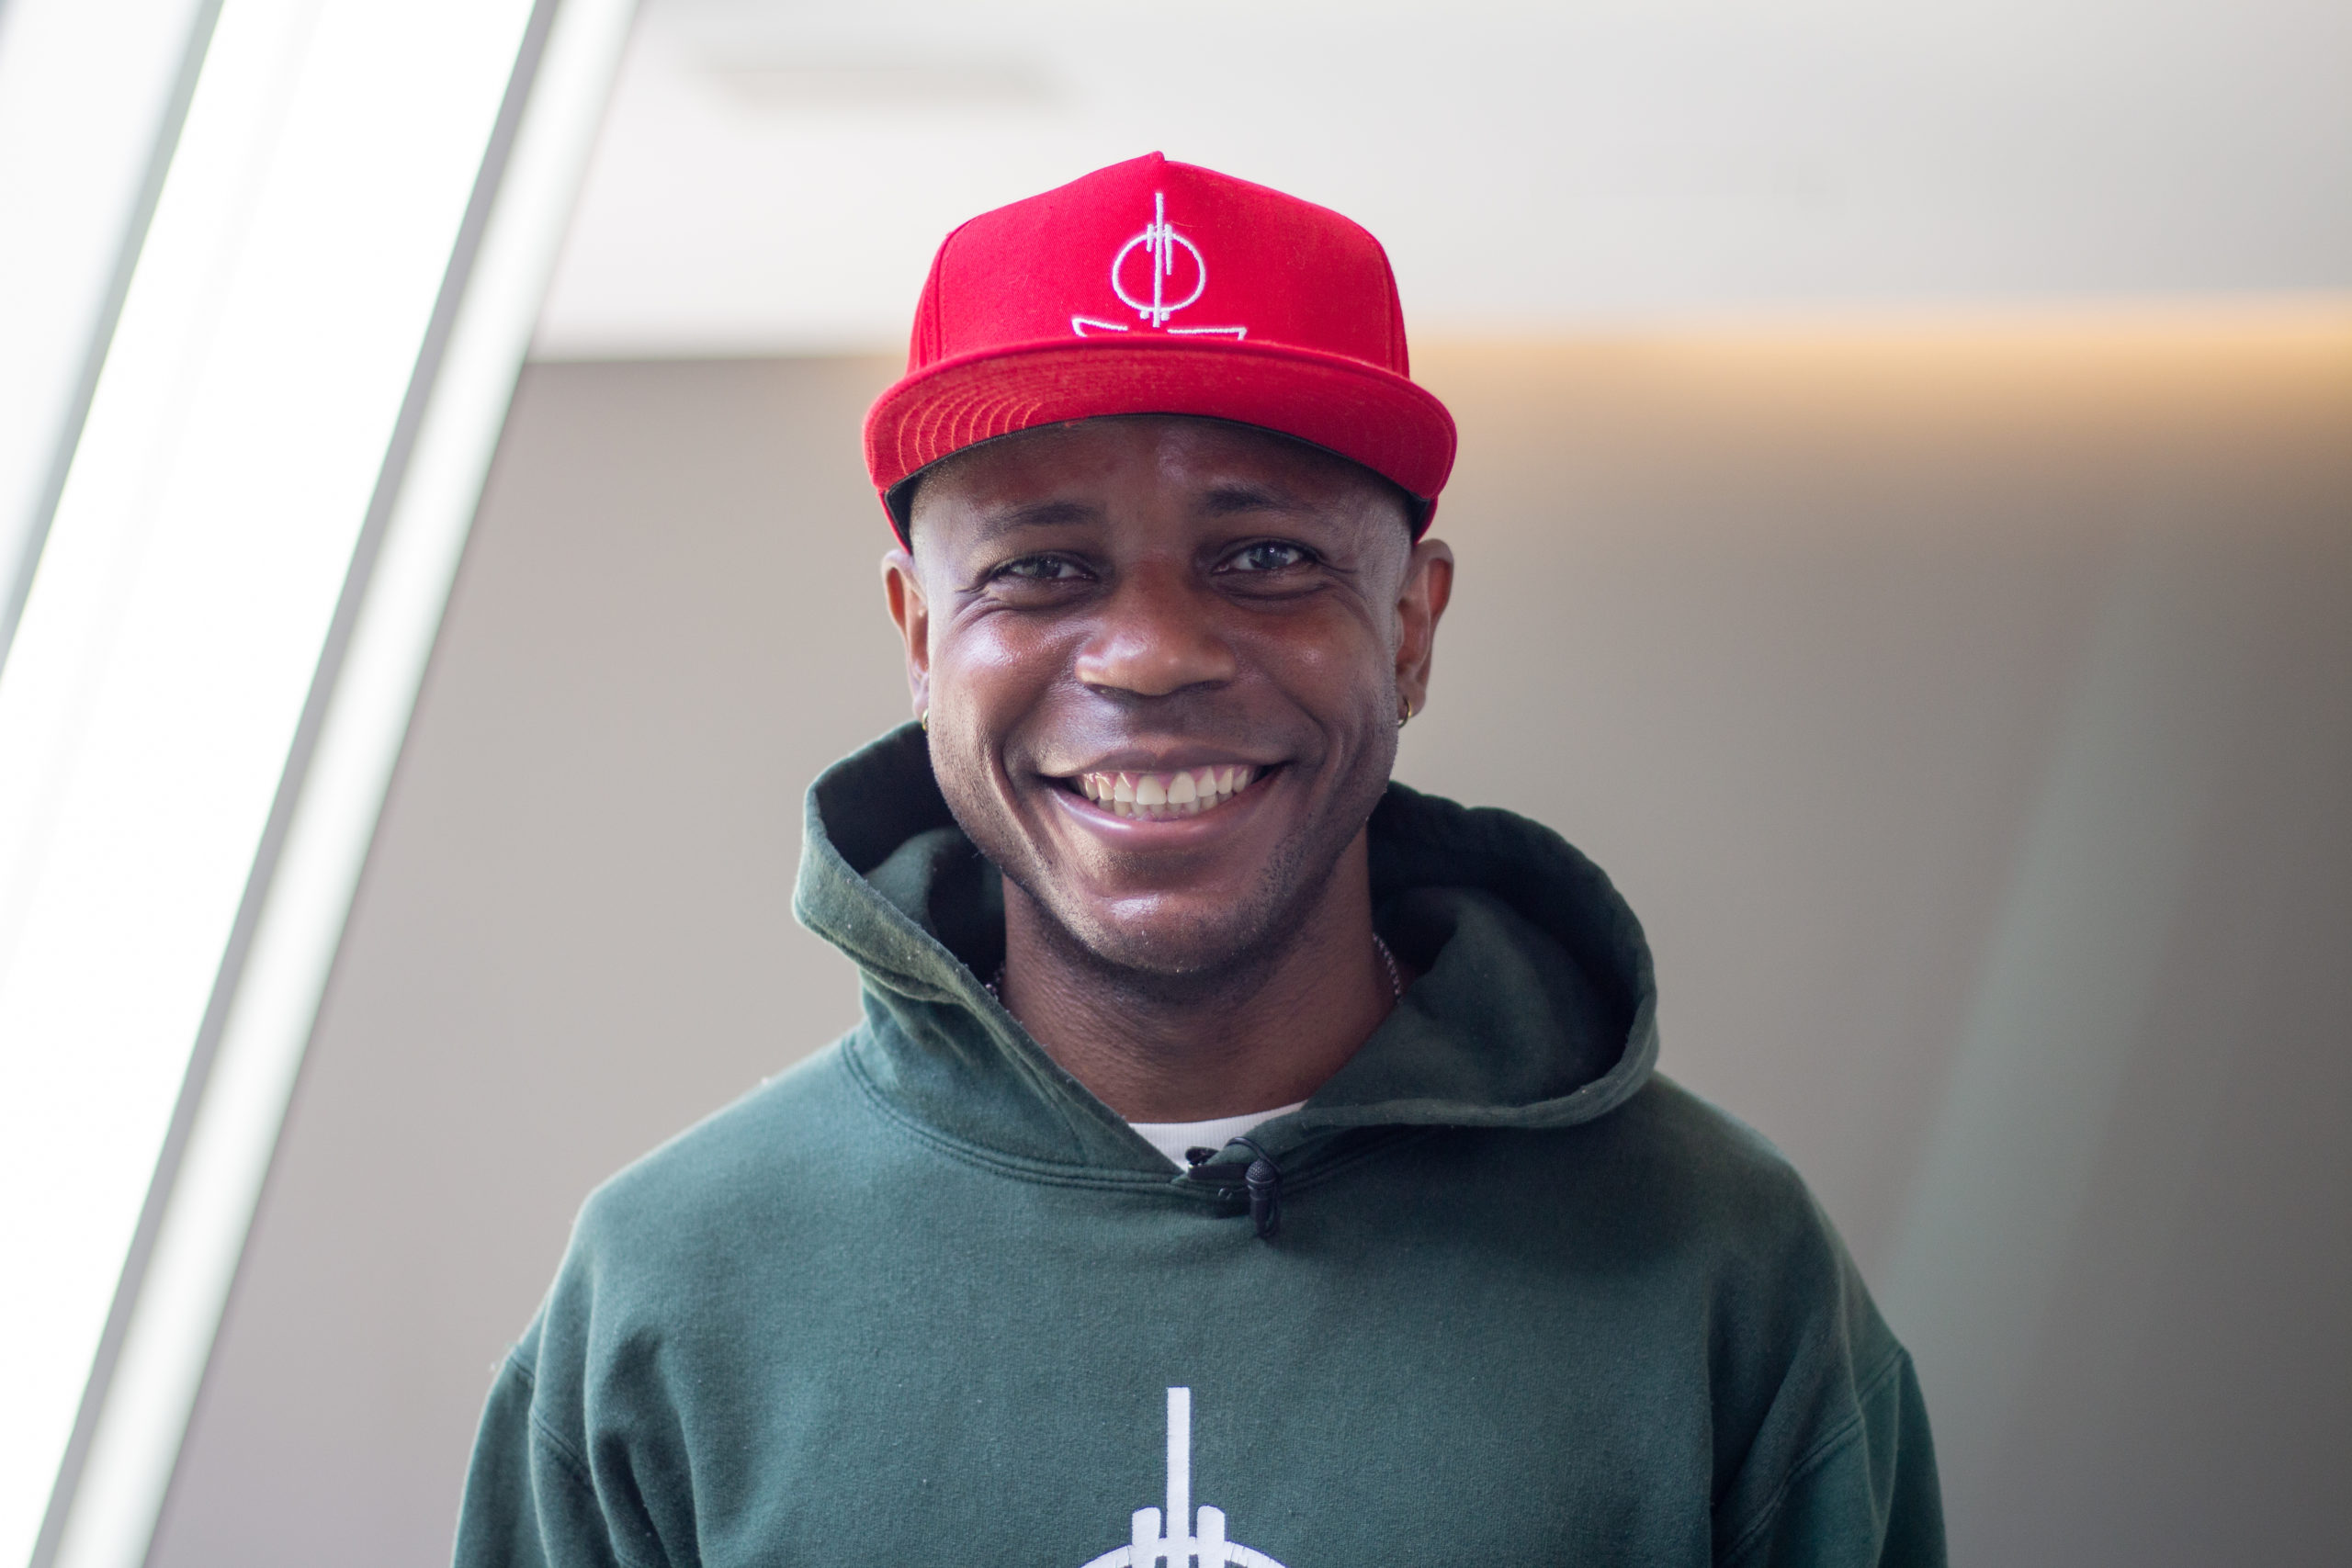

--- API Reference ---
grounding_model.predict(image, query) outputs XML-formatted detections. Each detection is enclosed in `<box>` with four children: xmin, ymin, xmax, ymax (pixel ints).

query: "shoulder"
<box><xmin>512</xmin><ymin>1036</ymin><xmax>893</xmax><ymax>1407</ymax></box>
<box><xmin>527</xmin><ymin>1032</ymin><xmax>923</xmax><ymax>1346</ymax></box>
<box><xmin>1632</xmin><ymin>1077</ymin><xmax>1876</xmax><ymax>1313</ymax></box>
<box><xmin>1556</xmin><ymin>1075</ymin><xmax>1829</xmax><ymax>1248</ymax></box>
<box><xmin>1613</xmin><ymin>1077</ymin><xmax>1819</xmax><ymax>1223</ymax></box>
<box><xmin>477</xmin><ymin>1052</ymin><xmax>883</xmax><ymax>1568</ymax></box>
<box><xmin>564</xmin><ymin>1036</ymin><xmax>880</xmax><ymax>1276</ymax></box>
<box><xmin>1598</xmin><ymin>1079</ymin><xmax>1914</xmax><ymax>1446</ymax></box>
<box><xmin>1607</xmin><ymin>1088</ymin><xmax>1940</xmax><ymax>1558</ymax></box>
<box><xmin>1553</xmin><ymin>1080</ymin><xmax>1928</xmax><ymax>1539</ymax></box>
<box><xmin>1504</xmin><ymin>1077</ymin><xmax>1896</xmax><ymax>1365</ymax></box>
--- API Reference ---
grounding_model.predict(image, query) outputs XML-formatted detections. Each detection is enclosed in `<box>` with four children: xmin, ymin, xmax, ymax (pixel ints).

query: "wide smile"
<box><xmin>1057</xmin><ymin>763</ymin><xmax>1268</xmax><ymax>821</ymax></box>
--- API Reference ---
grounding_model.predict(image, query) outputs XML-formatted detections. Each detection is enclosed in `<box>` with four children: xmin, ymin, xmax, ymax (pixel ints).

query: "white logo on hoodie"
<box><xmin>1076</xmin><ymin>1387</ymin><xmax>1287</xmax><ymax>1568</ymax></box>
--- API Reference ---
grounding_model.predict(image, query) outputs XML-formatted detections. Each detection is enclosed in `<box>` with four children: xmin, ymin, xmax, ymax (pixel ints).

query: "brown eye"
<box><xmin>998</xmin><ymin>554</ymin><xmax>1088</xmax><ymax>582</ymax></box>
<box><xmin>1224</xmin><ymin>541</ymin><xmax>1311</xmax><ymax>573</ymax></box>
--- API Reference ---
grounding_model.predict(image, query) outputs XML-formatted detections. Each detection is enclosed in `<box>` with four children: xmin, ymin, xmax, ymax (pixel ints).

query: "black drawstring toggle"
<box><xmin>1229</xmin><ymin>1135</ymin><xmax>1281</xmax><ymax>1240</ymax></box>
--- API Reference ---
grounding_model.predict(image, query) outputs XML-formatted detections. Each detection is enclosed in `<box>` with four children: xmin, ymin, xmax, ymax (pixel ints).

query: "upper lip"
<box><xmin>1044</xmin><ymin>750</ymin><xmax>1280</xmax><ymax>779</ymax></box>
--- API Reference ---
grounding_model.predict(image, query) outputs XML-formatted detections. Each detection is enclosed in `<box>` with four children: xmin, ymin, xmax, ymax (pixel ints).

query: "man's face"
<box><xmin>884</xmin><ymin>415</ymin><xmax>1453</xmax><ymax>981</ymax></box>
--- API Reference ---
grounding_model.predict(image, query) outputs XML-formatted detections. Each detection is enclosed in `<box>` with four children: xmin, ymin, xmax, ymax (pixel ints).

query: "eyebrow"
<box><xmin>967</xmin><ymin>498</ymin><xmax>1100</xmax><ymax>543</ymax></box>
<box><xmin>1198</xmin><ymin>481</ymin><xmax>1309</xmax><ymax>517</ymax></box>
<box><xmin>948</xmin><ymin>482</ymin><xmax>1311</xmax><ymax>546</ymax></box>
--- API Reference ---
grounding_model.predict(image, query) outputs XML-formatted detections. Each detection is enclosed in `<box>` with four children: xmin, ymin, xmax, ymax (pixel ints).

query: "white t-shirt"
<box><xmin>1127</xmin><ymin>1101</ymin><xmax>1306</xmax><ymax>1170</ymax></box>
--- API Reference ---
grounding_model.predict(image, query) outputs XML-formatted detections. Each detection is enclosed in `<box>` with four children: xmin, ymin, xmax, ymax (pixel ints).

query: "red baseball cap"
<box><xmin>863</xmin><ymin>152</ymin><xmax>1456</xmax><ymax>543</ymax></box>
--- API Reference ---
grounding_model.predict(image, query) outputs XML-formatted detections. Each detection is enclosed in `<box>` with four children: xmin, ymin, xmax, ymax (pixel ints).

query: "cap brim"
<box><xmin>864</xmin><ymin>336</ymin><xmax>1456</xmax><ymax>543</ymax></box>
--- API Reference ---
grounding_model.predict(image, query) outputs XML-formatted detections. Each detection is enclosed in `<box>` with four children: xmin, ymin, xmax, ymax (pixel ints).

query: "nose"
<box><xmin>1073</xmin><ymin>561</ymin><xmax>1238</xmax><ymax>699</ymax></box>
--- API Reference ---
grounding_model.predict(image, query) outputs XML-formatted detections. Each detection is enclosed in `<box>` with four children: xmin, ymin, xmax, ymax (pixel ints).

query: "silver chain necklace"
<box><xmin>1371</xmin><ymin>932</ymin><xmax>1404</xmax><ymax>1002</ymax></box>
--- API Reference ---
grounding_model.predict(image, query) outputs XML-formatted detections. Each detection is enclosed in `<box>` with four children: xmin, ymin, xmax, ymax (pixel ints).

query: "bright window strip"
<box><xmin>0</xmin><ymin>0</ymin><xmax>211</xmax><ymax>660</ymax></box>
<box><xmin>40</xmin><ymin>1</ymin><xmax>637</xmax><ymax>1562</ymax></box>
<box><xmin>0</xmin><ymin>0</ymin><xmax>550</xmax><ymax>1558</ymax></box>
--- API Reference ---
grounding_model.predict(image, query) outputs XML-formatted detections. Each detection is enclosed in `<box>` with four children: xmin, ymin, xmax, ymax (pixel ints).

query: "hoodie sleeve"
<box><xmin>1716</xmin><ymin>1344</ymin><xmax>1945</xmax><ymax>1567</ymax></box>
<box><xmin>1684</xmin><ymin>1103</ymin><xmax>1946</xmax><ymax>1568</ymax></box>
<box><xmin>452</xmin><ymin>1346</ymin><xmax>650</xmax><ymax>1568</ymax></box>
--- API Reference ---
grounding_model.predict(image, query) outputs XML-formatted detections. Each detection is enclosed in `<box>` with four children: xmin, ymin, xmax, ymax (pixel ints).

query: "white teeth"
<box><xmin>1072</xmin><ymin>763</ymin><xmax>1264</xmax><ymax>819</ymax></box>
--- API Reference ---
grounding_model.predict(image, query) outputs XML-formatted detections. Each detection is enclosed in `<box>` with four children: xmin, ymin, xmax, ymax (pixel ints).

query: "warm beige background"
<box><xmin>152</xmin><ymin>327</ymin><xmax>2352</xmax><ymax>1565</ymax></box>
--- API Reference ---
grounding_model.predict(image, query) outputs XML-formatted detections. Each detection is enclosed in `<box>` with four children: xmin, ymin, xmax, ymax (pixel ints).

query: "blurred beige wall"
<box><xmin>149</xmin><ymin>324</ymin><xmax>2352</xmax><ymax>1566</ymax></box>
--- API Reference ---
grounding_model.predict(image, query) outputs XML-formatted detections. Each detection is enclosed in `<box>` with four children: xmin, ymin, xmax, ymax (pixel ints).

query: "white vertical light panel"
<box><xmin>0</xmin><ymin>0</ymin><xmax>626</xmax><ymax>1560</ymax></box>
<box><xmin>42</xmin><ymin>0</ymin><xmax>638</xmax><ymax>1562</ymax></box>
<box><xmin>0</xmin><ymin>0</ymin><xmax>212</xmax><ymax>654</ymax></box>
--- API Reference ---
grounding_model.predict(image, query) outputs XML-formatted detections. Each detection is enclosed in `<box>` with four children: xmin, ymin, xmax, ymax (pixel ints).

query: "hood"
<box><xmin>792</xmin><ymin>725</ymin><xmax>1659</xmax><ymax>1181</ymax></box>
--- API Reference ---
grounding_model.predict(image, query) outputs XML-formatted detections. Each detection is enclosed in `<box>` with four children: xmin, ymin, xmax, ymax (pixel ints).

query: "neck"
<box><xmin>998</xmin><ymin>831</ymin><xmax>1394</xmax><ymax>1122</ymax></box>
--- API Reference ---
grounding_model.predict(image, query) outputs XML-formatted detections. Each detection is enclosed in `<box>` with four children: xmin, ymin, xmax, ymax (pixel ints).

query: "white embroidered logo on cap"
<box><xmin>1075</xmin><ymin>1388</ymin><xmax>1286</xmax><ymax>1567</ymax></box>
<box><xmin>1073</xmin><ymin>194</ymin><xmax>1249</xmax><ymax>341</ymax></box>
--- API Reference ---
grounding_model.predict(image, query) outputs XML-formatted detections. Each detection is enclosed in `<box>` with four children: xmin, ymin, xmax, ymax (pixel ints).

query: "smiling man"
<box><xmin>456</xmin><ymin>154</ymin><xmax>1944</xmax><ymax>1567</ymax></box>
<box><xmin>888</xmin><ymin>413</ymin><xmax>1450</xmax><ymax>1134</ymax></box>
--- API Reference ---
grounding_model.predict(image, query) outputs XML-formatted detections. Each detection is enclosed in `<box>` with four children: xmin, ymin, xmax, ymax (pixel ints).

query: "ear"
<box><xmin>881</xmin><ymin>547</ymin><xmax>932</xmax><ymax>720</ymax></box>
<box><xmin>1394</xmin><ymin>536</ymin><xmax>1454</xmax><ymax>721</ymax></box>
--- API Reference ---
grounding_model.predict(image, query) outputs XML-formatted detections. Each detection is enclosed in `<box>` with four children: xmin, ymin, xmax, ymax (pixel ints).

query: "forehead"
<box><xmin>907</xmin><ymin>415</ymin><xmax>1391</xmax><ymax>529</ymax></box>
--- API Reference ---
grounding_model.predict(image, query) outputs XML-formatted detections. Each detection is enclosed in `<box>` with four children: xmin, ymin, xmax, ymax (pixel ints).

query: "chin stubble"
<box><xmin>937</xmin><ymin>736</ymin><xmax>1392</xmax><ymax>1002</ymax></box>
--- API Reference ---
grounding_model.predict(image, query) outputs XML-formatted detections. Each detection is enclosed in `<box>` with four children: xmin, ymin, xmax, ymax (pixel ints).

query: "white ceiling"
<box><xmin>533</xmin><ymin>0</ymin><xmax>2352</xmax><ymax>357</ymax></box>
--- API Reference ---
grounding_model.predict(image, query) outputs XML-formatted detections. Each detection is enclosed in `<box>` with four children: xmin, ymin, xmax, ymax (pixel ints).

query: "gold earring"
<box><xmin>919</xmin><ymin>709</ymin><xmax>929</xmax><ymax>732</ymax></box>
<box><xmin>1397</xmin><ymin>695</ymin><xmax>1414</xmax><ymax>728</ymax></box>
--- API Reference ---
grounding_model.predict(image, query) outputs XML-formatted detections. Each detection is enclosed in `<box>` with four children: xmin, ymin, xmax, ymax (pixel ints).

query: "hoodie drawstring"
<box><xmin>1229</xmin><ymin>1136</ymin><xmax>1281</xmax><ymax>1240</ymax></box>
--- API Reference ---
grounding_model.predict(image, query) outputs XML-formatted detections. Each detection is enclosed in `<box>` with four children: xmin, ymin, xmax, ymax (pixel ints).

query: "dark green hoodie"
<box><xmin>456</xmin><ymin>727</ymin><xmax>1943</xmax><ymax>1566</ymax></box>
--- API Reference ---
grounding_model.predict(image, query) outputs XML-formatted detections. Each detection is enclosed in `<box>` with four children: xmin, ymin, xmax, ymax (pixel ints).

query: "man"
<box><xmin>457</xmin><ymin>153</ymin><xmax>1943</xmax><ymax>1566</ymax></box>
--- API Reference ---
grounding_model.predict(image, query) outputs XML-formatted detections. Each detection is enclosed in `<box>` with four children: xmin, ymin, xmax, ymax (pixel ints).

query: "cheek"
<box><xmin>1245</xmin><ymin>607</ymin><xmax>1391</xmax><ymax>723</ymax></box>
<box><xmin>931</xmin><ymin>617</ymin><xmax>1069</xmax><ymax>734</ymax></box>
